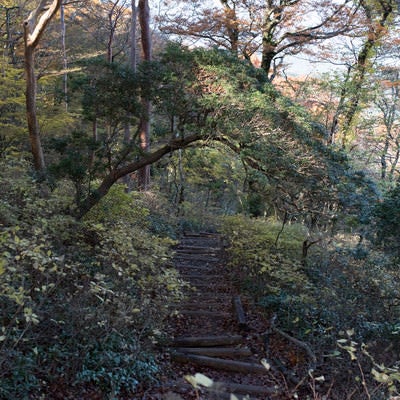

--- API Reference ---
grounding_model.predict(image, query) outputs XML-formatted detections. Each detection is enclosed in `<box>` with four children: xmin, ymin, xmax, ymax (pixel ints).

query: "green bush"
<box><xmin>373</xmin><ymin>184</ymin><xmax>400</xmax><ymax>255</ymax></box>
<box><xmin>0</xmin><ymin>160</ymin><xmax>183</xmax><ymax>398</ymax></box>
<box><xmin>220</xmin><ymin>214</ymin><xmax>400</xmax><ymax>397</ymax></box>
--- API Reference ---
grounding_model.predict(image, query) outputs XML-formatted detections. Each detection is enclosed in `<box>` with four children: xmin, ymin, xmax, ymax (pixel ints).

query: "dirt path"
<box><xmin>149</xmin><ymin>232</ymin><xmax>294</xmax><ymax>400</ymax></box>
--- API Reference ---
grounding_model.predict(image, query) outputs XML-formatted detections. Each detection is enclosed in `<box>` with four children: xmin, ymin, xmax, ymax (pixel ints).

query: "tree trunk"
<box><xmin>1</xmin><ymin>6</ymin><xmax>19</xmax><ymax>65</ymax></box>
<box><xmin>123</xmin><ymin>0</ymin><xmax>138</xmax><ymax>191</ymax></box>
<box><xmin>137</xmin><ymin>0</ymin><xmax>152</xmax><ymax>190</ymax></box>
<box><xmin>220</xmin><ymin>0</ymin><xmax>239</xmax><ymax>54</ymax></box>
<box><xmin>60</xmin><ymin>3</ymin><xmax>68</xmax><ymax>110</ymax></box>
<box><xmin>23</xmin><ymin>0</ymin><xmax>62</xmax><ymax>172</ymax></box>
<box><xmin>24</xmin><ymin>44</ymin><xmax>45</xmax><ymax>171</ymax></box>
<box><xmin>336</xmin><ymin>0</ymin><xmax>393</xmax><ymax>148</ymax></box>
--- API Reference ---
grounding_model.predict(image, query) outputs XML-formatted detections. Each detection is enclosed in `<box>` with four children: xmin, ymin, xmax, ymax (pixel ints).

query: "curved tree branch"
<box><xmin>77</xmin><ymin>132</ymin><xmax>206</xmax><ymax>218</ymax></box>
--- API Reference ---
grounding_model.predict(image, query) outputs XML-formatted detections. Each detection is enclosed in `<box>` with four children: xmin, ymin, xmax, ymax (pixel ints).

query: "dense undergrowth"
<box><xmin>2</xmin><ymin>154</ymin><xmax>400</xmax><ymax>399</ymax></box>
<box><xmin>220</xmin><ymin>214</ymin><xmax>400</xmax><ymax>398</ymax></box>
<box><xmin>0</xmin><ymin>158</ymin><xmax>184</xmax><ymax>399</ymax></box>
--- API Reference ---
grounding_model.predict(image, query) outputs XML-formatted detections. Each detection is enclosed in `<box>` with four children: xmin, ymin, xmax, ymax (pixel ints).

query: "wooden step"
<box><xmin>174</xmin><ymin>254</ymin><xmax>220</xmax><ymax>262</ymax></box>
<box><xmin>172</xmin><ymin>302</ymin><xmax>224</xmax><ymax>310</ymax></box>
<box><xmin>176</xmin><ymin>385</ymin><xmax>258</xmax><ymax>400</ymax></box>
<box><xmin>174</xmin><ymin>346</ymin><xmax>252</xmax><ymax>358</ymax></box>
<box><xmin>176</xmin><ymin>246</ymin><xmax>219</xmax><ymax>253</ymax></box>
<box><xmin>172</xmin><ymin>352</ymin><xmax>269</xmax><ymax>374</ymax></box>
<box><xmin>175</xmin><ymin>264</ymin><xmax>217</xmax><ymax>270</ymax></box>
<box><xmin>180</xmin><ymin>380</ymin><xmax>278</xmax><ymax>396</ymax></box>
<box><xmin>171</xmin><ymin>335</ymin><xmax>243</xmax><ymax>347</ymax></box>
<box><xmin>178</xmin><ymin>310</ymin><xmax>230</xmax><ymax>318</ymax></box>
<box><xmin>178</xmin><ymin>273</ymin><xmax>221</xmax><ymax>279</ymax></box>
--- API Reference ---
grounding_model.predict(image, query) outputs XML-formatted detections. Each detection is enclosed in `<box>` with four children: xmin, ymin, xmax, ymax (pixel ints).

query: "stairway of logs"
<box><xmin>162</xmin><ymin>232</ymin><xmax>282</xmax><ymax>400</ymax></box>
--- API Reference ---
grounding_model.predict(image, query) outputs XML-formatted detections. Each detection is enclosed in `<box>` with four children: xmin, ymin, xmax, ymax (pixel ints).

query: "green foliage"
<box><xmin>79</xmin><ymin>59</ymin><xmax>140</xmax><ymax>124</ymax></box>
<box><xmin>0</xmin><ymin>63</ymin><xmax>26</xmax><ymax>157</ymax></box>
<box><xmin>221</xmin><ymin>214</ymin><xmax>400</xmax><ymax>397</ymax></box>
<box><xmin>373</xmin><ymin>184</ymin><xmax>400</xmax><ymax>255</ymax></box>
<box><xmin>0</xmin><ymin>158</ymin><xmax>183</xmax><ymax>398</ymax></box>
<box><xmin>75</xmin><ymin>334</ymin><xmax>159</xmax><ymax>395</ymax></box>
<box><xmin>220</xmin><ymin>214</ymin><xmax>308</xmax><ymax>301</ymax></box>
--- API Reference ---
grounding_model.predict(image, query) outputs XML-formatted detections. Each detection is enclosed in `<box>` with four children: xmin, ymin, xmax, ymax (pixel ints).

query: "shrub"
<box><xmin>0</xmin><ymin>160</ymin><xmax>183</xmax><ymax>398</ymax></box>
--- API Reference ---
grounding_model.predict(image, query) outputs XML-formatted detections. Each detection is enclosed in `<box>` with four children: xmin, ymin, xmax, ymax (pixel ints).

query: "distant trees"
<box><xmin>328</xmin><ymin>0</ymin><xmax>396</xmax><ymax>147</ymax></box>
<box><xmin>158</xmin><ymin>0</ymin><xmax>358</xmax><ymax>78</ymax></box>
<box><xmin>14</xmin><ymin>0</ymin><xmax>395</xmax><ymax>219</ymax></box>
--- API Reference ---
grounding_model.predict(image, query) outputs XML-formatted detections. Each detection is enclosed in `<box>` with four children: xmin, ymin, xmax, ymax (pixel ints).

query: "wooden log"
<box><xmin>172</xmin><ymin>335</ymin><xmax>243</xmax><ymax>347</ymax></box>
<box><xmin>173</xmin><ymin>302</ymin><xmax>222</xmax><ymax>310</ymax></box>
<box><xmin>180</xmin><ymin>273</ymin><xmax>220</xmax><ymax>278</ymax></box>
<box><xmin>175</xmin><ymin>264</ymin><xmax>216</xmax><ymax>270</ymax></box>
<box><xmin>206</xmin><ymin>381</ymin><xmax>278</xmax><ymax>396</ymax></box>
<box><xmin>190</xmin><ymin>283</ymin><xmax>227</xmax><ymax>291</ymax></box>
<box><xmin>232</xmin><ymin>295</ymin><xmax>247</xmax><ymax>329</ymax></box>
<box><xmin>189</xmin><ymin>291</ymin><xmax>231</xmax><ymax>298</ymax></box>
<box><xmin>177</xmin><ymin>385</ymin><xmax>258</xmax><ymax>400</ymax></box>
<box><xmin>174</xmin><ymin>254</ymin><xmax>220</xmax><ymax>262</ymax></box>
<box><xmin>179</xmin><ymin>310</ymin><xmax>230</xmax><ymax>318</ymax></box>
<box><xmin>174</xmin><ymin>346</ymin><xmax>252</xmax><ymax>358</ymax></box>
<box><xmin>176</xmin><ymin>246</ymin><xmax>219</xmax><ymax>253</ymax></box>
<box><xmin>171</xmin><ymin>352</ymin><xmax>269</xmax><ymax>374</ymax></box>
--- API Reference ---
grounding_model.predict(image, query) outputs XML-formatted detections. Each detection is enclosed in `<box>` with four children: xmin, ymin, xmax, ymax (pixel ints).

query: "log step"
<box><xmin>179</xmin><ymin>273</ymin><xmax>221</xmax><ymax>279</ymax></box>
<box><xmin>172</xmin><ymin>302</ymin><xmax>224</xmax><ymax>310</ymax></box>
<box><xmin>207</xmin><ymin>380</ymin><xmax>278</xmax><ymax>396</ymax></box>
<box><xmin>177</xmin><ymin>244</ymin><xmax>220</xmax><ymax>250</ymax></box>
<box><xmin>174</xmin><ymin>346</ymin><xmax>252</xmax><ymax>358</ymax></box>
<box><xmin>172</xmin><ymin>352</ymin><xmax>269</xmax><ymax>374</ymax></box>
<box><xmin>176</xmin><ymin>384</ymin><xmax>258</xmax><ymax>400</ymax></box>
<box><xmin>174</xmin><ymin>255</ymin><xmax>220</xmax><ymax>262</ymax></box>
<box><xmin>175</xmin><ymin>264</ymin><xmax>217</xmax><ymax>270</ymax></box>
<box><xmin>190</xmin><ymin>283</ymin><xmax>227</xmax><ymax>291</ymax></box>
<box><xmin>171</xmin><ymin>335</ymin><xmax>243</xmax><ymax>347</ymax></box>
<box><xmin>179</xmin><ymin>310</ymin><xmax>230</xmax><ymax>318</ymax></box>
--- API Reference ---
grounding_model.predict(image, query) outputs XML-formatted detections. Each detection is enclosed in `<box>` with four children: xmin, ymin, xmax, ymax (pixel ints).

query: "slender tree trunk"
<box><xmin>24</xmin><ymin>43</ymin><xmax>45</xmax><ymax>171</ymax></box>
<box><xmin>137</xmin><ymin>0</ymin><xmax>152</xmax><ymax>190</ymax></box>
<box><xmin>220</xmin><ymin>0</ymin><xmax>239</xmax><ymax>54</ymax></box>
<box><xmin>389</xmin><ymin>138</ymin><xmax>400</xmax><ymax>181</ymax></box>
<box><xmin>23</xmin><ymin>0</ymin><xmax>62</xmax><ymax>172</ymax></box>
<box><xmin>130</xmin><ymin>0</ymin><xmax>138</xmax><ymax>71</ymax></box>
<box><xmin>381</xmin><ymin>135</ymin><xmax>390</xmax><ymax>180</ymax></box>
<box><xmin>1</xmin><ymin>6</ymin><xmax>19</xmax><ymax>65</ymax></box>
<box><xmin>328</xmin><ymin>65</ymin><xmax>351</xmax><ymax>145</ymax></box>
<box><xmin>123</xmin><ymin>0</ymin><xmax>138</xmax><ymax>191</ymax></box>
<box><xmin>60</xmin><ymin>2</ymin><xmax>68</xmax><ymax>110</ymax></box>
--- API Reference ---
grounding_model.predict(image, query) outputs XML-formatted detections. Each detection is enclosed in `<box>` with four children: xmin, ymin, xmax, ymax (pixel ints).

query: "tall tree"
<box><xmin>23</xmin><ymin>0</ymin><xmax>62</xmax><ymax>172</ymax></box>
<box><xmin>137</xmin><ymin>0</ymin><xmax>151</xmax><ymax>190</ymax></box>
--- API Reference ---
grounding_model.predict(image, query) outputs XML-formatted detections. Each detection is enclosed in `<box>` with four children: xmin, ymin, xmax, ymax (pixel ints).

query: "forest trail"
<box><xmin>153</xmin><ymin>232</ymin><xmax>297</xmax><ymax>400</ymax></box>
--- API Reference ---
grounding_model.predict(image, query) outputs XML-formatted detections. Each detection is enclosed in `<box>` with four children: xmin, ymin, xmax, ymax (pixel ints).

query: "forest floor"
<box><xmin>141</xmin><ymin>232</ymin><xmax>318</xmax><ymax>400</ymax></box>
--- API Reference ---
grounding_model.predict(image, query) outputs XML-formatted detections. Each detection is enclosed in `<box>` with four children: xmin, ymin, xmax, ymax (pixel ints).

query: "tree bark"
<box><xmin>335</xmin><ymin>0</ymin><xmax>394</xmax><ymax>148</ymax></box>
<box><xmin>137</xmin><ymin>0</ymin><xmax>152</xmax><ymax>190</ymax></box>
<box><xmin>174</xmin><ymin>347</ymin><xmax>252</xmax><ymax>358</ymax></box>
<box><xmin>60</xmin><ymin>3</ymin><xmax>68</xmax><ymax>110</ymax></box>
<box><xmin>23</xmin><ymin>0</ymin><xmax>62</xmax><ymax>172</ymax></box>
